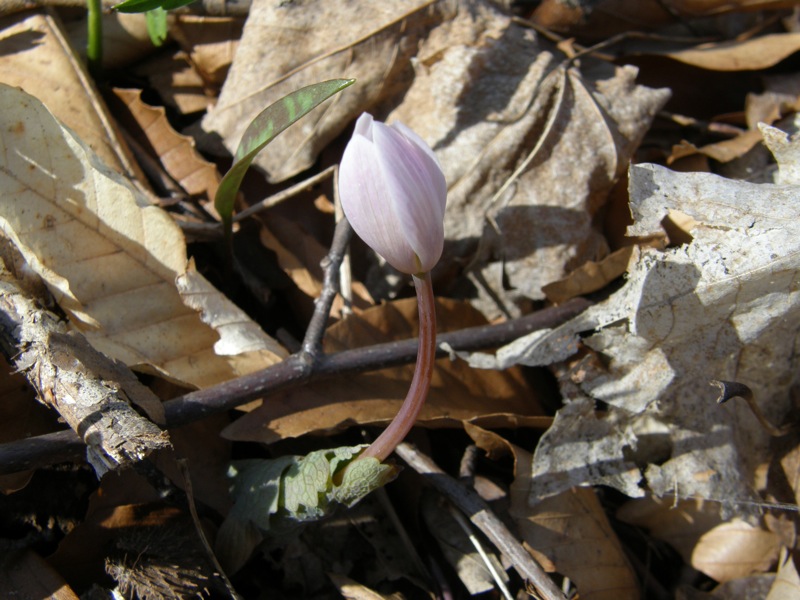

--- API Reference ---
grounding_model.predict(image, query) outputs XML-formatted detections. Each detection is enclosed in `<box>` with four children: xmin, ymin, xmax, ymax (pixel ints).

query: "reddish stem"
<box><xmin>360</xmin><ymin>272</ymin><xmax>436</xmax><ymax>462</ymax></box>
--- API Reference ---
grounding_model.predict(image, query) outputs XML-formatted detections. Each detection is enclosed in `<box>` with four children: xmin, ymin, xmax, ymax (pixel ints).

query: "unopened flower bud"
<box><xmin>339</xmin><ymin>113</ymin><xmax>447</xmax><ymax>275</ymax></box>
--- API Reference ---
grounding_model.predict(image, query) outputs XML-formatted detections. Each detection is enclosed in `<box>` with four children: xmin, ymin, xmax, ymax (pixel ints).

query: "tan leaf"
<box><xmin>259</xmin><ymin>213</ymin><xmax>373</xmax><ymax>321</ymax></box>
<box><xmin>0</xmin><ymin>549</ymin><xmax>79</xmax><ymax>600</ymax></box>
<box><xmin>0</xmin><ymin>84</ymin><xmax>285</xmax><ymax>389</ymax></box>
<box><xmin>135</xmin><ymin>51</ymin><xmax>214</xmax><ymax>115</ymax></box>
<box><xmin>328</xmin><ymin>573</ymin><xmax>404</xmax><ymax>600</ymax></box>
<box><xmin>222</xmin><ymin>297</ymin><xmax>547</xmax><ymax>443</ymax></box>
<box><xmin>111</xmin><ymin>88</ymin><xmax>222</xmax><ymax>204</ymax></box>
<box><xmin>542</xmin><ymin>246</ymin><xmax>635</xmax><ymax>304</ymax></box>
<box><xmin>201</xmin><ymin>0</ymin><xmax>455</xmax><ymax>182</ymax></box>
<box><xmin>170</xmin><ymin>15</ymin><xmax>244</xmax><ymax>86</ymax></box>
<box><xmin>746</xmin><ymin>73</ymin><xmax>800</xmax><ymax>130</ymax></box>
<box><xmin>767</xmin><ymin>551</ymin><xmax>800</xmax><ymax>600</ymax></box>
<box><xmin>618</xmin><ymin>496</ymin><xmax>781</xmax><ymax>582</ymax></box>
<box><xmin>0</xmin><ymin>11</ymin><xmax>143</xmax><ymax>180</ymax></box>
<box><xmin>693</xmin><ymin>520</ymin><xmax>782</xmax><ymax>582</ymax></box>
<box><xmin>660</xmin><ymin>34</ymin><xmax>800</xmax><ymax>72</ymax></box>
<box><xmin>531</xmin><ymin>0</ymin><xmax>798</xmax><ymax>39</ymax></box>
<box><xmin>511</xmin><ymin>447</ymin><xmax>640</xmax><ymax>600</ymax></box>
<box><xmin>667</xmin><ymin>130</ymin><xmax>764</xmax><ymax>166</ymax></box>
<box><xmin>387</xmin><ymin>3</ymin><xmax>668</xmax><ymax>315</ymax></box>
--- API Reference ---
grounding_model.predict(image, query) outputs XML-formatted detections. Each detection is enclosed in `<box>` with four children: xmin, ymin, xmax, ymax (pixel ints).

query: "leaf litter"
<box><xmin>1</xmin><ymin>0</ymin><xmax>800</xmax><ymax>598</ymax></box>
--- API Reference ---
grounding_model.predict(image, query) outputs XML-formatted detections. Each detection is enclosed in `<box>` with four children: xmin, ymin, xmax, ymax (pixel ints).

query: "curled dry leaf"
<box><xmin>495</xmin><ymin>121</ymin><xmax>800</xmax><ymax>512</ymax></box>
<box><xmin>0</xmin><ymin>84</ymin><xmax>286</xmax><ymax>389</ymax></box>
<box><xmin>222</xmin><ymin>297</ymin><xmax>548</xmax><ymax>444</ymax></box>
<box><xmin>202</xmin><ymin>0</ymin><xmax>453</xmax><ymax>182</ymax></box>
<box><xmin>111</xmin><ymin>88</ymin><xmax>221</xmax><ymax>204</ymax></box>
<box><xmin>386</xmin><ymin>2</ymin><xmax>668</xmax><ymax>314</ymax></box>
<box><xmin>542</xmin><ymin>246</ymin><xmax>634</xmax><ymax>304</ymax></box>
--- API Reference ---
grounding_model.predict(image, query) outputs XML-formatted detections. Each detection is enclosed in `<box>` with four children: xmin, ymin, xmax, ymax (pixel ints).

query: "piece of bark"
<box><xmin>0</xmin><ymin>259</ymin><xmax>170</xmax><ymax>477</ymax></box>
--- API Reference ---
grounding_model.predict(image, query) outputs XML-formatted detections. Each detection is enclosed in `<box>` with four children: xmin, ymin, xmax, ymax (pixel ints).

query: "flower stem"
<box><xmin>360</xmin><ymin>272</ymin><xmax>436</xmax><ymax>462</ymax></box>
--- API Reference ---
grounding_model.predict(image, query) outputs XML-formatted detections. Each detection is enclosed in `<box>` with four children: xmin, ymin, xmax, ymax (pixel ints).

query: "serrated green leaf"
<box><xmin>220</xmin><ymin>446</ymin><xmax>397</xmax><ymax>535</ymax></box>
<box><xmin>145</xmin><ymin>7</ymin><xmax>168</xmax><ymax>47</ymax></box>
<box><xmin>333</xmin><ymin>455</ymin><xmax>396</xmax><ymax>507</ymax></box>
<box><xmin>214</xmin><ymin>78</ymin><xmax>355</xmax><ymax>229</ymax></box>
<box><xmin>114</xmin><ymin>0</ymin><xmax>196</xmax><ymax>13</ymax></box>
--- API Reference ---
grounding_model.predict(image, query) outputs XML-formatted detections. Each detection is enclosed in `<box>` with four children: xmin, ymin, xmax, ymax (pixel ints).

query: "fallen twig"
<box><xmin>0</xmin><ymin>297</ymin><xmax>590</xmax><ymax>474</ymax></box>
<box><xmin>394</xmin><ymin>442</ymin><xmax>567</xmax><ymax>600</ymax></box>
<box><xmin>0</xmin><ymin>249</ymin><xmax>170</xmax><ymax>476</ymax></box>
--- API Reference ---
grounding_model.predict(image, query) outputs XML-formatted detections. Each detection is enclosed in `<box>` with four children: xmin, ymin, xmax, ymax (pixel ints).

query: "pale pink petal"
<box><xmin>392</xmin><ymin>122</ymin><xmax>442</xmax><ymax>169</ymax></box>
<box><xmin>372</xmin><ymin>123</ymin><xmax>446</xmax><ymax>272</ymax></box>
<box><xmin>339</xmin><ymin>133</ymin><xmax>418</xmax><ymax>274</ymax></box>
<box><xmin>353</xmin><ymin>112</ymin><xmax>374</xmax><ymax>139</ymax></box>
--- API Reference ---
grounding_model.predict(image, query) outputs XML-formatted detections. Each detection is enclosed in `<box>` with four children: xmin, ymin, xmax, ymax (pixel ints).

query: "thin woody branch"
<box><xmin>0</xmin><ymin>297</ymin><xmax>590</xmax><ymax>475</ymax></box>
<box><xmin>0</xmin><ymin>253</ymin><xmax>170</xmax><ymax>477</ymax></box>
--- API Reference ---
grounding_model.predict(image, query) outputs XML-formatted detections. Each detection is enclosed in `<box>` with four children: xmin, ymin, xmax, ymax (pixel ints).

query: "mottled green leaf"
<box><xmin>114</xmin><ymin>0</ymin><xmax>196</xmax><ymax>13</ymax></box>
<box><xmin>215</xmin><ymin>446</ymin><xmax>397</xmax><ymax>572</ymax></box>
<box><xmin>214</xmin><ymin>78</ymin><xmax>355</xmax><ymax>228</ymax></box>
<box><xmin>145</xmin><ymin>7</ymin><xmax>168</xmax><ymax>47</ymax></box>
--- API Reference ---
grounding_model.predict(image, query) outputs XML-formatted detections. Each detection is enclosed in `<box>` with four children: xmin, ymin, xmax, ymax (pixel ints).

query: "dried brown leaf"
<box><xmin>767</xmin><ymin>551</ymin><xmax>800</xmax><ymax>600</ymax></box>
<box><xmin>170</xmin><ymin>15</ymin><xmax>244</xmax><ymax>86</ymax></box>
<box><xmin>201</xmin><ymin>0</ymin><xmax>454</xmax><ymax>182</ymax></box>
<box><xmin>0</xmin><ymin>84</ymin><xmax>286</xmax><ymax>389</ymax></box>
<box><xmin>661</xmin><ymin>34</ymin><xmax>800</xmax><ymax>72</ymax></box>
<box><xmin>386</xmin><ymin>3</ymin><xmax>668</xmax><ymax>315</ymax></box>
<box><xmin>511</xmin><ymin>448</ymin><xmax>639</xmax><ymax>600</ymax></box>
<box><xmin>222</xmin><ymin>297</ymin><xmax>547</xmax><ymax>443</ymax></box>
<box><xmin>619</xmin><ymin>496</ymin><xmax>781</xmax><ymax>582</ymax></box>
<box><xmin>531</xmin><ymin>0</ymin><xmax>800</xmax><ymax>39</ymax></box>
<box><xmin>693</xmin><ymin>520</ymin><xmax>782</xmax><ymax>582</ymax></box>
<box><xmin>135</xmin><ymin>51</ymin><xmax>214</xmax><ymax>115</ymax></box>
<box><xmin>0</xmin><ymin>549</ymin><xmax>79</xmax><ymax>600</ymax></box>
<box><xmin>0</xmin><ymin>11</ymin><xmax>143</xmax><ymax>179</ymax></box>
<box><xmin>542</xmin><ymin>246</ymin><xmax>634</xmax><ymax>304</ymax></box>
<box><xmin>668</xmin><ymin>130</ymin><xmax>764</xmax><ymax>165</ymax></box>
<box><xmin>746</xmin><ymin>73</ymin><xmax>800</xmax><ymax>130</ymax></box>
<box><xmin>111</xmin><ymin>88</ymin><xmax>221</xmax><ymax>204</ymax></box>
<box><xmin>328</xmin><ymin>573</ymin><xmax>404</xmax><ymax>600</ymax></box>
<box><xmin>259</xmin><ymin>213</ymin><xmax>373</xmax><ymax>321</ymax></box>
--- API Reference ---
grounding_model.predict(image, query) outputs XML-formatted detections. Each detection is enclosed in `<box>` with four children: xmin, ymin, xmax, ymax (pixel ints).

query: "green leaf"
<box><xmin>216</xmin><ymin>446</ymin><xmax>397</xmax><ymax>567</ymax></box>
<box><xmin>145</xmin><ymin>7</ymin><xmax>168</xmax><ymax>47</ymax></box>
<box><xmin>114</xmin><ymin>0</ymin><xmax>196</xmax><ymax>13</ymax></box>
<box><xmin>214</xmin><ymin>78</ymin><xmax>355</xmax><ymax>228</ymax></box>
<box><xmin>215</xmin><ymin>445</ymin><xmax>397</xmax><ymax>573</ymax></box>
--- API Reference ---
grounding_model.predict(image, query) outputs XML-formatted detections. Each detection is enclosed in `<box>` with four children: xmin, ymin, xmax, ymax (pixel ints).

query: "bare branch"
<box><xmin>0</xmin><ymin>298</ymin><xmax>590</xmax><ymax>474</ymax></box>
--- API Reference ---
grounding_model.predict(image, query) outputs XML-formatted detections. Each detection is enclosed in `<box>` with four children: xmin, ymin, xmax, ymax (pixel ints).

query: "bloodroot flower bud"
<box><xmin>339</xmin><ymin>113</ymin><xmax>447</xmax><ymax>275</ymax></box>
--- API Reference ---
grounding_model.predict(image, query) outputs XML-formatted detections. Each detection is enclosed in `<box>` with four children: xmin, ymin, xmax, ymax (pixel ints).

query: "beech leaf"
<box><xmin>0</xmin><ymin>84</ymin><xmax>286</xmax><ymax>389</ymax></box>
